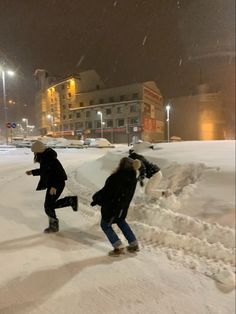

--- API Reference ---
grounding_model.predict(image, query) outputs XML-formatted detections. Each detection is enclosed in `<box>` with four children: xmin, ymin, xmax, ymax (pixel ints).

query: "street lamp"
<box><xmin>97</xmin><ymin>111</ymin><xmax>104</xmax><ymax>138</ymax></box>
<box><xmin>22</xmin><ymin>118</ymin><xmax>29</xmax><ymax>138</ymax></box>
<box><xmin>47</xmin><ymin>114</ymin><xmax>54</xmax><ymax>134</ymax></box>
<box><xmin>166</xmin><ymin>104</ymin><xmax>171</xmax><ymax>143</ymax></box>
<box><xmin>0</xmin><ymin>66</ymin><xmax>15</xmax><ymax>144</ymax></box>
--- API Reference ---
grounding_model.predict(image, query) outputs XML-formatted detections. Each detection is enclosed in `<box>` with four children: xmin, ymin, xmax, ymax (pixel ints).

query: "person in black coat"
<box><xmin>26</xmin><ymin>140</ymin><xmax>78</xmax><ymax>233</ymax></box>
<box><xmin>129</xmin><ymin>148</ymin><xmax>166</xmax><ymax>198</ymax></box>
<box><xmin>91</xmin><ymin>157</ymin><xmax>141</xmax><ymax>256</ymax></box>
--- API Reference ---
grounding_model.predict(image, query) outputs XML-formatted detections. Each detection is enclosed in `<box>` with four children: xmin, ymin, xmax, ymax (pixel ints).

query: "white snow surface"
<box><xmin>0</xmin><ymin>140</ymin><xmax>235</xmax><ymax>314</ymax></box>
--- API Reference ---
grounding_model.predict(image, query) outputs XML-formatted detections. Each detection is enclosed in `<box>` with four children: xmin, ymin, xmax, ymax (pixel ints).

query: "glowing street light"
<box><xmin>47</xmin><ymin>114</ymin><xmax>54</xmax><ymax>134</ymax></box>
<box><xmin>22</xmin><ymin>118</ymin><xmax>29</xmax><ymax>138</ymax></box>
<box><xmin>0</xmin><ymin>66</ymin><xmax>15</xmax><ymax>144</ymax></box>
<box><xmin>166</xmin><ymin>104</ymin><xmax>171</xmax><ymax>143</ymax></box>
<box><xmin>97</xmin><ymin>111</ymin><xmax>105</xmax><ymax>138</ymax></box>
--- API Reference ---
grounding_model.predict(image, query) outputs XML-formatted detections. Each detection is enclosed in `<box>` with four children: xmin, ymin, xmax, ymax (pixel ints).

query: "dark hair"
<box><xmin>34</xmin><ymin>152</ymin><xmax>43</xmax><ymax>163</ymax></box>
<box><xmin>113</xmin><ymin>157</ymin><xmax>134</xmax><ymax>173</ymax></box>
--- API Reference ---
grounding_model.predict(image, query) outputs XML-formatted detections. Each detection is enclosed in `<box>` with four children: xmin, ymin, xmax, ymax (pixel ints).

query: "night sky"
<box><xmin>0</xmin><ymin>0</ymin><xmax>235</xmax><ymax>123</ymax></box>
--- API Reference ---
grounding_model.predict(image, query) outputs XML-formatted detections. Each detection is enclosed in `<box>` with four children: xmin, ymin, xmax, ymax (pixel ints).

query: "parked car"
<box><xmin>84</xmin><ymin>138</ymin><xmax>115</xmax><ymax>148</ymax></box>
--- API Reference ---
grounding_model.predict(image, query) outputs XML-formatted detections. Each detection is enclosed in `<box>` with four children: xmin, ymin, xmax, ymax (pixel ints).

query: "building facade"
<box><xmin>169</xmin><ymin>84</ymin><xmax>226</xmax><ymax>141</ymax></box>
<box><xmin>35</xmin><ymin>70</ymin><xmax>165</xmax><ymax>143</ymax></box>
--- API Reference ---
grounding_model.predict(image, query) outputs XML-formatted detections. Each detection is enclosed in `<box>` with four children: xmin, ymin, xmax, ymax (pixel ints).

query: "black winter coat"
<box><xmin>129</xmin><ymin>152</ymin><xmax>160</xmax><ymax>181</ymax></box>
<box><xmin>91</xmin><ymin>169</ymin><xmax>137</xmax><ymax>223</ymax></box>
<box><xmin>32</xmin><ymin>148</ymin><xmax>67</xmax><ymax>191</ymax></box>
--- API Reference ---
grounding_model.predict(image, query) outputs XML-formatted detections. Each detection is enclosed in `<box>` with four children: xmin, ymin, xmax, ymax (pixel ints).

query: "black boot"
<box><xmin>44</xmin><ymin>218</ymin><xmax>59</xmax><ymax>233</ymax></box>
<box><xmin>56</xmin><ymin>196</ymin><xmax>78</xmax><ymax>211</ymax></box>
<box><xmin>69</xmin><ymin>196</ymin><xmax>78</xmax><ymax>212</ymax></box>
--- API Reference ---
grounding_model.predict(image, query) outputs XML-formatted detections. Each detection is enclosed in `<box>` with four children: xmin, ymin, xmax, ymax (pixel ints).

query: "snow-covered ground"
<box><xmin>0</xmin><ymin>141</ymin><xmax>235</xmax><ymax>314</ymax></box>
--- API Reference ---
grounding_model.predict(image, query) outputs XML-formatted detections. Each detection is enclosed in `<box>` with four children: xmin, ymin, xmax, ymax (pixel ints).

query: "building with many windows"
<box><xmin>35</xmin><ymin>69</ymin><xmax>165</xmax><ymax>143</ymax></box>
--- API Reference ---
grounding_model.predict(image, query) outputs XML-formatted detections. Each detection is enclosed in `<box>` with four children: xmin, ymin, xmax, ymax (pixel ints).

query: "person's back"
<box><xmin>91</xmin><ymin>157</ymin><xmax>141</xmax><ymax>256</ymax></box>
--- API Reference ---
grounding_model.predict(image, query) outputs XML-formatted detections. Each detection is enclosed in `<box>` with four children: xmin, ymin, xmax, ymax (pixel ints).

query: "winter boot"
<box><xmin>108</xmin><ymin>246</ymin><xmax>125</xmax><ymax>257</ymax></box>
<box><xmin>69</xmin><ymin>196</ymin><xmax>78</xmax><ymax>212</ymax></box>
<box><xmin>44</xmin><ymin>218</ymin><xmax>59</xmax><ymax>233</ymax></box>
<box><xmin>126</xmin><ymin>244</ymin><xmax>140</xmax><ymax>253</ymax></box>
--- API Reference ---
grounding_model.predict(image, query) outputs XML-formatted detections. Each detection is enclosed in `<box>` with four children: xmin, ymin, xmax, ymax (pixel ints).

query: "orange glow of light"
<box><xmin>70</xmin><ymin>79</ymin><xmax>75</xmax><ymax>86</ymax></box>
<box><xmin>200</xmin><ymin>123</ymin><xmax>214</xmax><ymax>140</ymax></box>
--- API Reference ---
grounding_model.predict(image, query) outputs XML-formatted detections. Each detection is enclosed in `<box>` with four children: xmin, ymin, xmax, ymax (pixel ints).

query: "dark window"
<box><xmin>109</xmin><ymin>97</ymin><xmax>114</xmax><ymax>102</ymax></box>
<box><xmin>120</xmin><ymin>95</ymin><xmax>125</xmax><ymax>101</ymax></box>
<box><xmin>69</xmin><ymin>114</ymin><xmax>72</xmax><ymax>119</ymax></box>
<box><xmin>76</xmin><ymin>112</ymin><xmax>81</xmax><ymax>118</ymax></box>
<box><xmin>62</xmin><ymin>95</ymin><xmax>65</xmax><ymax>100</ymax></box>
<box><xmin>130</xmin><ymin>104</ymin><xmax>137</xmax><ymax>113</ymax></box>
<box><xmin>117</xmin><ymin>106</ymin><xmax>123</xmax><ymax>114</ymax></box>
<box><xmin>68</xmin><ymin>92</ymin><xmax>71</xmax><ymax>98</ymax></box>
<box><xmin>63</xmin><ymin>124</ymin><xmax>69</xmax><ymax>130</ymax></box>
<box><xmin>85</xmin><ymin>121</ymin><xmax>92</xmax><ymax>129</ymax></box>
<box><xmin>117</xmin><ymin>119</ymin><xmax>124</xmax><ymax>127</ymax></box>
<box><xmin>86</xmin><ymin>111</ymin><xmax>90</xmax><ymax>118</ymax></box>
<box><xmin>61</xmin><ymin>84</ymin><xmax>65</xmax><ymax>90</ymax></box>
<box><xmin>132</xmin><ymin>93</ymin><xmax>138</xmax><ymax>99</ymax></box>
<box><xmin>68</xmin><ymin>104</ymin><xmax>72</xmax><ymax>108</ymax></box>
<box><xmin>106</xmin><ymin>108</ymin><xmax>112</xmax><ymax>115</ymax></box>
<box><xmin>79</xmin><ymin>102</ymin><xmax>84</xmax><ymax>107</ymax></box>
<box><xmin>96</xmin><ymin>120</ymin><xmax>101</xmax><ymax>128</ymax></box>
<box><xmin>107</xmin><ymin>119</ymin><xmax>113</xmax><ymax>127</ymax></box>
<box><xmin>63</xmin><ymin>115</ymin><xmax>66</xmax><ymax>120</ymax></box>
<box><xmin>99</xmin><ymin>98</ymin><xmax>104</xmax><ymax>104</ymax></box>
<box><xmin>96</xmin><ymin>85</ymin><xmax>100</xmax><ymax>90</ymax></box>
<box><xmin>76</xmin><ymin>122</ymin><xmax>83</xmax><ymax>129</ymax></box>
<box><xmin>89</xmin><ymin>100</ymin><xmax>94</xmax><ymax>106</ymax></box>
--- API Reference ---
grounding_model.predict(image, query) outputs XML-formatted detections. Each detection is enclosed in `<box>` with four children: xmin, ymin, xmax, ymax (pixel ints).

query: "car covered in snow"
<box><xmin>84</xmin><ymin>138</ymin><xmax>115</xmax><ymax>148</ymax></box>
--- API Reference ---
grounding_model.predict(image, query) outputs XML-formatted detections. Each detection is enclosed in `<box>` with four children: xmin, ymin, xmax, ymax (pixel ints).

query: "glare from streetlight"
<box><xmin>7</xmin><ymin>70</ymin><xmax>15</xmax><ymax>76</ymax></box>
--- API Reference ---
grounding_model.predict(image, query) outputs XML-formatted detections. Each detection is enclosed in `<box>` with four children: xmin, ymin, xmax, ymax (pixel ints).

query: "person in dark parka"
<box><xmin>91</xmin><ymin>157</ymin><xmax>141</xmax><ymax>256</ymax></box>
<box><xmin>26</xmin><ymin>140</ymin><xmax>78</xmax><ymax>233</ymax></box>
<box><xmin>129</xmin><ymin>148</ymin><xmax>166</xmax><ymax>198</ymax></box>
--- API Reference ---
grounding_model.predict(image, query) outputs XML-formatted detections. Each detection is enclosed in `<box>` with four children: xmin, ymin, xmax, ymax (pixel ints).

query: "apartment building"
<box><xmin>35</xmin><ymin>70</ymin><xmax>165</xmax><ymax>143</ymax></box>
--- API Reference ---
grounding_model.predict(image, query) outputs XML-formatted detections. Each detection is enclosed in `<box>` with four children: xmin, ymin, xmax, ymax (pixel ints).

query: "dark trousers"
<box><xmin>44</xmin><ymin>182</ymin><xmax>73</xmax><ymax>219</ymax></box>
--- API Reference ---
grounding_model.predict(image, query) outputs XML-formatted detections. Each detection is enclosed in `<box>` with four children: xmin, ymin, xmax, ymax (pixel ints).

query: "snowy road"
<box><xmin>0</xmin><ymin>145</ymin><xmax>235</xmax><ymax>314</ymax></box>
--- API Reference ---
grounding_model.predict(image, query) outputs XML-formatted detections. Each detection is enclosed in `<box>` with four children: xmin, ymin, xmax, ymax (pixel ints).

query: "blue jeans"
<box><xmin>100</xmin><ymin>218</ymin><xmax>137</xmax><ymax>248</ymax></box>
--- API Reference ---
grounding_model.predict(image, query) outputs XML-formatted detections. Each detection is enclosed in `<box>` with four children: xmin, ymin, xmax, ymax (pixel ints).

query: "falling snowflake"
<box><xmin>142</xmin><ymin>35</ymin><xmax>147</xmax><ymax>46</ymax></box>
<box><xmin>77</xmin><ymin>55</ymin><xmax>85</xmax><ymax>67</ymax></box>
<box><xmin>179</xmin><ymin>58</ymin><xmax>182</xmax><ymax>66</ymax></box>
<box><xmin>113</xmin><ymin>1</ymin><xmax>118</xmax><ymax>6</ymax></box>
<box><xmin>177</xmin><ymin>1</ymin><xmax>181</xmax><ymax>9</ymax></box>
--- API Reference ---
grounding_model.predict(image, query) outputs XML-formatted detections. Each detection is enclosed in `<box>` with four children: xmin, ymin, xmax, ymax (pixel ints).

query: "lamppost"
<box><xmin>97</xmin><ymin>111</ymin><xmax>104</xmax><ymax>138</ymax></box>
<box><xmin>22</xmin><ymin>118</ymin><xmax>29</xmax><ymax>138</ymax></box>
<box><xmin>166</xmin><ymin>104</ymin><xmax>171</xmax><ymax>143</ymax></box>
<box><xmin>0</xmin><ymin>66</ymin><xmax>15</xmax><ymax>144</ymax></box>
<box><xmin>47</xmin><ymin>114</ymin><xmax>54</xmax><ymax>135</ymax></box>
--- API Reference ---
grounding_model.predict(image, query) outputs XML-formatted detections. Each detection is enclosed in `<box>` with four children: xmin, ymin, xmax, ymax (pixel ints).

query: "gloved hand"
<box><xmin>49</xmin><ymin>187</ymin><xmax>57</xmax><ymax>195</ymax></box>
<box><xmin>90</xmin><ymin>201</ymin><xmax>97</xmax><ymax>207</ymax></box>
<box><xmin>25</xmin><ymin>170</ymin><xmax>32</xmax><ymax>175</ymax></box>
